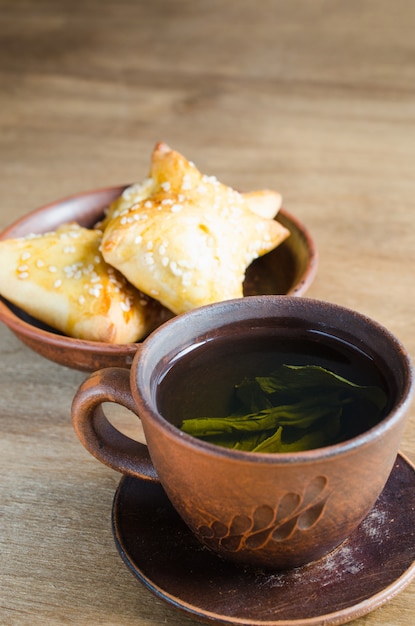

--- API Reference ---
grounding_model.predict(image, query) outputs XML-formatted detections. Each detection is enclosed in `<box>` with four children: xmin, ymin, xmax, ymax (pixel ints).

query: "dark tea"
<box><xmin>157</xmin><ymin>325</ymin><xmax>390</xmax><ymax>452</ymax></box>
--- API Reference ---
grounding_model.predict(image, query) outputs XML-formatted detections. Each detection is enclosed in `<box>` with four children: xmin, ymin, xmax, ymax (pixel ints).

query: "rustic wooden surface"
<box><xmin>1</xmin><ymin>1</ymin><xmax>414</xmax><ymax>625</ymax></box>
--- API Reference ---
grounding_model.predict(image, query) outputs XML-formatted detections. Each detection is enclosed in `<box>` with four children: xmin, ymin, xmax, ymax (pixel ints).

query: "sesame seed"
<box><xmin>54</xmin><ymin>279</ymin><xmax>62</xmax><ymax>288</ymax></box>
<box><xmin>21</xmin><ymin>252</ymin><xmax>31</xmax><ymax>261</ymax></box>
<box><xmin>161</xmin><ymin>181</ymin><xmax>171</xmax><ymax>191</ymax></box>
<box><xmin>48</xmin><ymin>265</ymin><xmax>57</xmax><ymax>273</ymax></box>
<box><xmin>63</xmin><ymin>245</ymin><xmax>76</xmax><ymax>254</ymax></box>
<box><xmin>120</xmin><ymin>301</ymin><xmax>131</xmax><ymax>312</ymax></box>
<box><xmin>122</xmin><ymin>185</ymin><xmax>136</xmax><ymax>199</ymax></box>
<box><xmin>109</xmin><ymin>273</ymin><xmax>121</xmax><ymax>285</ymax></box>
<box><xmin>64</xmin><ymin>262</ymin><xmax>84</xmax><ymax>278</ymax></box>
<box><xmin>88</xmin><ymin>287</ymin><xmax>101</xmax><ymax>297</ymax></box>
<box><xmin>181</xmin><ymin>271</ymin><xmax>192</xmax><ymax>286</ymax></box>
<box><xmin>144</xmin><ymin>200</ymin><xmax>153</xmax><ymax>209</ymax></box>
<box><xmin>17</xmin><ymin>264</ymin><xmax>29</xmax><ymax>272</ymax></box>
<box><xmin>18</xmin><ymin>272</ymin><xmax>29</xmax><ymax>280</ymax></box>
<box><xmin>169</xmin><ymin>260</ymin><xmax>183</xmax><ymax>276</ymax></box>
<box><xmin>134</xmin><ymin>235</ymin><xmax>142</xmax><ymax>244</ymax></box>
<box><xmin>124</xmin><ymin>182</ymin><xmax>144</xmax><ymax>197</ymax></box>
<box><xmin>162</xmin><ymin>198</ymin><xmax>173</xmax><ymax>205</ymax></box>
<box><xmin>202</xmin><ymin>174</ymin><xmax>219</xmax><ymax>185</ymax></box>
<box><xmin>171</xmin><ymin>204</ymin><xmax>183</xmax><ymax>212</ymax></box>
<box><xmin>178</xmin><ymin>258</ymin><xmax>196</xmax><ymax>269</ymax></box>
<box><xmin>78</xmin><ymin>295</ymin><xmax>85</xmax><ymax>305</ymax></box>
<box><xmin>36</xmin><ymin>259</ymin><xmax>45</xmax><ymax>268</ymax></box>
<box><xmin>181</xmin><ymin>174</ymin><xmax>192</xmax><ymax>191</ymax></box>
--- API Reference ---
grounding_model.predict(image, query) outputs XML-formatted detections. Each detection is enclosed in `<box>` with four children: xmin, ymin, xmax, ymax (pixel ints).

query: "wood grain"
<box><xmin>1</xmin><ymin>1</ymin><xmax>414</xmax><ymax>625</ymax></box>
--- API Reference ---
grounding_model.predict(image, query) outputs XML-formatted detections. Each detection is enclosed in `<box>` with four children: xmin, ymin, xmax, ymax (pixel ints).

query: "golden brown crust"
<box><xmin>96</xmin><ymin>178</ymin><xmax>156</xmax><ymax>231</ymax></box>
<box><xmin>0</xmin><ymin>223</ymin><xmax>171</xmax><ymax>343</ymax></box>
<box><xmin>0</xmin><ymin>143</ymin><xmax>288</xmax><ymax>341</ymax></box>
<box><xmin>101</xmin><ymin>143</ymin><xmax>290</xmax><ymax>314</ymax></box>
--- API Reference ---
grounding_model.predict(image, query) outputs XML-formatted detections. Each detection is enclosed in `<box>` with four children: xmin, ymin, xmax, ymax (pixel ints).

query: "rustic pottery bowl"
<box><xmin>0</xmin><ymin>186</ymin><xmax>317</xmax><ymax>371</ymax></box>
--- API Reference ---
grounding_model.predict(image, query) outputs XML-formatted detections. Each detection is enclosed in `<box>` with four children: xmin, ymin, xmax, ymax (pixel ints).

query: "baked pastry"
<box><xmin>101</xmin><ymin>178</ymin><xmax>282</xmax><ymax>226</ymax></box>
<box><xmin>101</xmin><ymin>142</ymin><xmax>290</xmax><ymax>314</ymax></box>
<box><xmin>0</xmin><ymin>223</ymin><xmax>171</xmax><ymax>343</ymax></box>
<box><xmin>96</xmin><ymin>178</ymin><xmax>156</xmax><ymax>231</ymax></box>
<box><xmin>243</xmin><ymin>189</ymin><xmax>282</xmax><ymax>219</ymax></box>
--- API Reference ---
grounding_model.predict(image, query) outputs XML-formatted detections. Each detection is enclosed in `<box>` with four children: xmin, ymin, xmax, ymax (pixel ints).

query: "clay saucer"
<box><xmin>112</xmin><ymin>453</ymin><xmax>415</xmax><ymax>626</ymax></box>
<box><xmin>0</xmin><ymin>186</ymin><xmax>317</xmax><ymax>371</ymax></box>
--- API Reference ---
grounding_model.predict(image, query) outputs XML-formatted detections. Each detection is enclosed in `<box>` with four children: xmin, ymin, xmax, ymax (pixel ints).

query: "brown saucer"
<box><xmin>112</xmin><ymin>453</ymin><xmax>415</xmax><ymax>626</ymax></box>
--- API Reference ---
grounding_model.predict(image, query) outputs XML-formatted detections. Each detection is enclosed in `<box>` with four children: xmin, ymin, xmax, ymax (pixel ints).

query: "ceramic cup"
<box><xmin>71</xmin><ymin>296</ymin><xmax>413</xmax><ymax>570</ymax></box>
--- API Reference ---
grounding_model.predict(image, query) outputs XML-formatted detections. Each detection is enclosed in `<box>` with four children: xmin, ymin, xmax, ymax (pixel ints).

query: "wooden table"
<box><xmin>1</xmin><ymin>1</ymin><xmax>414</xmax><ymax>624</ymax></box>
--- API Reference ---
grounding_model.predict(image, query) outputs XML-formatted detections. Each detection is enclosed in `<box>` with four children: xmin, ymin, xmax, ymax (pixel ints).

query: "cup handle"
<box><xmin>71</xmin><ymin>367</ymin><xmax>158</xmax><ymax>482</ymax></box>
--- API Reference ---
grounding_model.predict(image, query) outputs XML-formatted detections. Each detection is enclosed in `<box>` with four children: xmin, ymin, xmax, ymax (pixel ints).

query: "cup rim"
<box><xmin>132</xmin><ymin>295</ymin><xmax>414</xmax><ymax>464</ymax></box>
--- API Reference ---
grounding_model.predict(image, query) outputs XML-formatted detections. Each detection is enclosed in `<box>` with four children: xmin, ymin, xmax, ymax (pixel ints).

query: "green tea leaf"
<box><xmin>180</xmin><ymin>364</ymin><xmax>387</xmax><ymax>453</ymax></box>
<box><xmin>251</xmin><ymin>426</ymin><xmax>283</xmax><ymax>453</ymax></box>
<box><xmin>255</xmin><ymin>365</ymin><xmax>387</xmax><ymax>410</ymax></box>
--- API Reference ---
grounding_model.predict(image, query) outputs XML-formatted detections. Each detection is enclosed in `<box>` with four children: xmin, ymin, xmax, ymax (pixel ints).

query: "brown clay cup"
<box><xmin>71</xmin><ymin>296</ymin><xmax>413</xmax><ymax>570</ymax></box>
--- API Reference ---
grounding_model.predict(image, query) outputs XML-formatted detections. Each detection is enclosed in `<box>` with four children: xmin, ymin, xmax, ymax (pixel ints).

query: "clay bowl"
<box><xmin>0</xmin><ymin>185</ymin><xmax>318</xmax><ymax>371</ymax></box>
